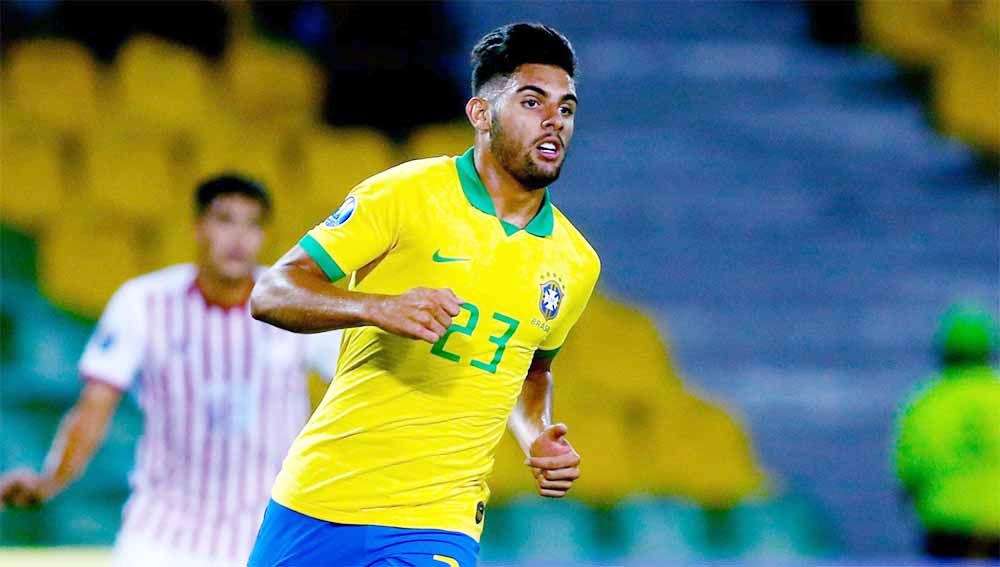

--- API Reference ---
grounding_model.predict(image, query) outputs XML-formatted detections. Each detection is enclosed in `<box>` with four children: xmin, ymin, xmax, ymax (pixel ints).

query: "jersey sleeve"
<box><xmin>537</xmin><ymin>257</ymin><xmax>601</xmax><ymax>360</ymax></box>
<box><xmin>78</xmin><ymin>281</ymin><xmax>147</xmax><ymax>391</ymax></box>
<box><xmin>306</xmin><ymin>329</ymin><xmax>344</xmax><ymax>384</ymax></box>
<box><xmin>299</xmin><ymin>179</ymin><xmax>402</xmax><ymax>284</ymax></box>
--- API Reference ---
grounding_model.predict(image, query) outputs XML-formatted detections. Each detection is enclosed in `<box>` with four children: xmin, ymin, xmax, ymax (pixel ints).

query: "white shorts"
<box><xmin>111</xmin><ymin>534</ymin><xmax>246</xmax><ymax>567</ymax></box>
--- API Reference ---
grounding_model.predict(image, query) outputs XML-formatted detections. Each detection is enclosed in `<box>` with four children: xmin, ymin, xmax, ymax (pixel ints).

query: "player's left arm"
<box><xmin>508</xmin><ymin>353</ymin><xmax>580</xmax><ymax>498</ymax></box>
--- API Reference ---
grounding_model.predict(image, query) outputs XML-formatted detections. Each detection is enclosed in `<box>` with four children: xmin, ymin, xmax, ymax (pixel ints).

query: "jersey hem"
<box><xmin>81</xmin><ymin>372</ymin><xmax>128</xmax><ymax>393</ymax></box>
<box><xmin>534</xmin><ymin>346</ymin><xmax>562</xmax><ymax>360</ymax></box>
<box><xmin>271</xmin><ymin>491</ymin><xmax>484</xmax><ymax>543</ymax></box>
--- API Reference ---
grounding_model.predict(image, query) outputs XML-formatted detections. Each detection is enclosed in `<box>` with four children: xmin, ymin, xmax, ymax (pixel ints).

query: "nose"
<box><xmin>541</xmin><ymin>108</ymin><xmax>564</xmax><ymax>131</ymax></box>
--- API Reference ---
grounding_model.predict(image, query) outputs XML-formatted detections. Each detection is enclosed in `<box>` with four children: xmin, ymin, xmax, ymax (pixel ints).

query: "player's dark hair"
<box><xmin>470</xmin><ymin>23</ymin><xmax>576</xmax><ymax>95</ymax></box>
<box><xmin>194</xmin><ymin>174</ymin><xmax>272</xmax><ymax>220</ymax></box>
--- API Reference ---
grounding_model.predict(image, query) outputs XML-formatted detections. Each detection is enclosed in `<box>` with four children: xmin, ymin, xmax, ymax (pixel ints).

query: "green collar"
<box><xmin>456</xmin><ymin>147</ymin><xmax>554</xmax><ymax>237</ymax></box>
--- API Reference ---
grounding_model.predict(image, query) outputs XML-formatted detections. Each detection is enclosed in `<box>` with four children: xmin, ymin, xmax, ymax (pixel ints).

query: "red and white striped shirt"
<box><xmin>79</xmin><ymin>264</ymin><xmax>341</xmax><ymax>564</ymax></box>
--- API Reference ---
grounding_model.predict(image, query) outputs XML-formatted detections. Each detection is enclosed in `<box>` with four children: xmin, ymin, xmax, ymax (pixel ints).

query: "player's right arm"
<box><xmin>0</xmin><ymin>380</ymin><xmax>121</xmax><ymax>508</ymax></box>
<box><xmin>251</xmin><ymin>180</ymin><xmax>462</xmax><ymax>343</ymax></box>
<box><xmin>251</xmin><ymin>246</ymin><xmax>462</xmax><ymax>343</ymax></box>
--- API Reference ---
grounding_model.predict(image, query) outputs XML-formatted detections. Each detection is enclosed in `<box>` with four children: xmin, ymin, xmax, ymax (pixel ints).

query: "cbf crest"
<box><xmin>538</xmin><ymin>272</ymin><xmax>566</xmax><ymax>321</ymax></box>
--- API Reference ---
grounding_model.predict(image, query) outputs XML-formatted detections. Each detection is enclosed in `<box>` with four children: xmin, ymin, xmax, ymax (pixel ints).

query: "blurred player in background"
<box><xmin>0</xmin><ymin>175</ymin><xmax>342</xmax><ymax>567</ymax></box>
<box><xmin>894</xmin><ymin>303</ymin><xmax>1000</xmax><ymax>559</ymax></box>
<box><xmin>248</xmin><ymin>23</ymin><xmax>599</xmax><ymax>567</ymax></box>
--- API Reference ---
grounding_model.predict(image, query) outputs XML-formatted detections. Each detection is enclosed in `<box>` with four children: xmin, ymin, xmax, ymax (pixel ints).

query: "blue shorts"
<box><xmin>248</xmin><ymin>499</ymin><xmax>480</xmax><ymax>567</ymax></box>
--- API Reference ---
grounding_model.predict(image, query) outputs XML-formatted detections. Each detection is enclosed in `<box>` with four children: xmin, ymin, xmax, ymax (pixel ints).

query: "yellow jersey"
<box><xmin>272</xmin><ymin>148</ymin><xmax>601</xmax><ymax>540</ymax></box>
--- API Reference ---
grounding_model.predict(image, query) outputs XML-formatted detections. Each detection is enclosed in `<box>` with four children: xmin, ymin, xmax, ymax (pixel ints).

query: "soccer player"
<box><xmin>0</xmin><ymin>175</ymin><xmax>343</xmax><ymax>567</ymax></box>
<box><xmin>894</xmin><ymin>304</ymin><xmax>1000</xmax><ymax>559</ymax></box>
<box><xmin>248</xmin><ymin>23</ymin><xmax>600</xmax><ymax>567</ymax></box>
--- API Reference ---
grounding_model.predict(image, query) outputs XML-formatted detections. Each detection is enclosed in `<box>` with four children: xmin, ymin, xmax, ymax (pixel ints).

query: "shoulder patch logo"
<box><xmin>539</xmin><ymin>273</ymin><xmax>565</xmax><ymax>321</ymax></box>
<box><xmin>98</xmin><ymin>331</ymin><xmax>116</xmax><ymax>351</ymax></box>
<box><xmin>323</xmin><ymin>195</ymin><xmax>357</xmax><ymax>228</ymax></box>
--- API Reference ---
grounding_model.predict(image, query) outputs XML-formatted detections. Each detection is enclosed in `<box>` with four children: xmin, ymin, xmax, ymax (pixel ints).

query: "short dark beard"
<box><xmin>490</xmin><ymin>118</ymin><xmax>562</xmax><ymax>190</ymax></box>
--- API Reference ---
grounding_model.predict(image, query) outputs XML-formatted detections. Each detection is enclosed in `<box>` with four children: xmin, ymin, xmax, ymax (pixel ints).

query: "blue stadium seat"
<box><xmin>480</xmin><ymin>495</ymin><xmax>604</xmax><ymax>563</ymax></box>
<box><xmin>614</xmin><ymin>495</ymin><xmax>707</xmax><ymax>562</ymax></box>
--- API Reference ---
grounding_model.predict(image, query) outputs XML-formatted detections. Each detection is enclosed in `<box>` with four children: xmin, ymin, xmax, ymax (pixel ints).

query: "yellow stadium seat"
<box><xmin>40</xmin><ymin>209</ymin><xmax>150</xmax><ymax>318</ymax></box>
<box><xmin>404</xmin><ymin>121</ymin><xmax>472</xmax><ymax>161</ymax></box>
<box><xmin>860</xmin><ymin>0</ymin><xmax>956</xmax><ymax>67</ymax></box>
<box><xmin>224</xmin><ymin>40</ymin><xmax>325</xmax><ymax>130</ymax></box>
<box><xmin>83</xmin><ymin>130</ymin><xmax>186</xmax><ymax>221</ymax></box>
<box><xmin>934</xmin><ymin>33</ymin><xmax>1000</xmax><ymax>154</ymax></box>
<box><xmin>978</xmin><ymin>0</ymin><xmax>1000</xmax><ymax>38</ymax></box>
<box><xmin>303</xmin><ymin>127</ymin><xmax>396</xmax><ymax>216</ymax></box>
<box><xmin>3</xmin><ymin>39</ymin><xmax>101</xmax><ymax>134</ymax></box>
<box><xmin>154</xmin><ymin>213</ymin><xmax>198</xmax><ymax>269</ymax></box>
<box><xmin>487</xmin><ymin>292</ymin><xmax>766</xmax><ymax>506</ymax></box>
<box><xmin>0</xmin><ymin>122</ymin><xmax>64</xmax><ymax>230</ymax></box>
<box><xmin>114</xmin><ymin>35</ymin><xmax>216</xmax><ymax>137</ymax></box>
<box><xmin>648</xmin><ymin>395</ymin><xmax>768</xmax><ymax>508</ymax></box>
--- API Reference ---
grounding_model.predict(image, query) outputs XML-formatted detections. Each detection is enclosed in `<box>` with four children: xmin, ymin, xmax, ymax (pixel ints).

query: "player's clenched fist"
<box><xmin>526</xmin><ymin>423</ymin><xmax>581</xmax><ymax>498</ymax></box>
<box><xmin>0</xmin><ymin>469</ymin><xmax>52</xmax><ymax>509</ymax></box>
<box><xmin>370</xmin><ymin>287</ymin><xmax>464</xmax><ymax>343</ymax></box>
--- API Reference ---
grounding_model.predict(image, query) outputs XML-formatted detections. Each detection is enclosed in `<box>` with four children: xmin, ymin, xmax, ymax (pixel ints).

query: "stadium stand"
<box><xmin>224</xmin><ymin>39</ymin><xmax>326</xmax><ymax>131</ymax></box>
<box><xmin>114</xmin><ymin>35</ymin><xmax>216</xmax><ymax>140</ymax></box>
<box><xmin>0</xmin><ymin>124</ymin><xmax>64</xmax><ymax>230</ymax></box>
<box><xmin>861</xmin><ymin>0</ymin><xmax>1000</xmax><ymax>154</ymax></box>
<box><xmin>3</xmin><ymin>39</ymin><xmax>101</xmax><ymax>136</ymax></box>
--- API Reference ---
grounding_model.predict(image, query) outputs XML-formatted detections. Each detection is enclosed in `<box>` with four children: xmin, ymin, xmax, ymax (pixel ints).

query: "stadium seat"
<box><xmin>613</xmin><ymin>496</ymin><xmax>706</xmax><ymax>562</ymax></box>
<box><xmin>0</xmin><ymin>309</ymin><xmax>91</xmax><ymax>407</ymax></box>
<box><xmin>114</xmin><ymin>35</ymin><xmax>216</xmax><ymax>138</ymax></box>
<box><xmin>934</xmin><ymin>34</ymin><xmax>1000</xmax><ymax>154</ymax></box>
<box><xmin>0</xmin><ymin>225</ymin><xmax>38</xmax><ymax>284</ymax></box>
<box><xmin>83</xmin><ymin>130</ymin><xmax>184</xmax><ymax>221</ymax></box>
<box><xmin>0</xmin><ymin>125</ymin><xmax>64</xmax><ymax>230</ymax></box>
<box><xmin>0</xmin><ymin>408</ymin><xmax>58</xmax><ymax>473</ymax></box>
<box><xmin>224</xmin><ymin>40</ymin><xmax>326</xmax><ymax>130</ymax></box>
<box><xmin>481</xmin><ymin>495</ymin><xmax>603</xmax><ymax>563</ymax></box>
<box><xmin>488</xmin><ymin>292</ymin><xmax>766</xmax><ymax>506</ymax></box>
<box><xmin>153</xmin><ymin>215</ymin><xmax>198</xmax><ymax>270</ymax></box>
<box><xmin>702</xmin><ymin>494</ymin><xmax>840</xmax><ymax>560</ymax></box>
<box><xmin>47</xmin><ymin>492</ymin><xmax>125</xmax><ymax>546</ymax></box>
<box><xmin>3</xmin><ymin>39</ymin><xmax>101</xmax><ymax>134</ymax></box>
<box><xmin>404</xmin><ymin>121</ymin><xmax>471</xmax><ymax>160</ymax></box>
<box><xmin>860</xmin><ymin>0</ymin><xmax>955</xmax><ymax>68</ymax></box>
<box><xmin>302</xmin><ymin>127</ymin><xmax>397</xmax><ymax>212</ymax></box>
<box><xmin>39</xmin><ymin>210</ymin><xmax>149</xmax><ymax>318</ymax></box>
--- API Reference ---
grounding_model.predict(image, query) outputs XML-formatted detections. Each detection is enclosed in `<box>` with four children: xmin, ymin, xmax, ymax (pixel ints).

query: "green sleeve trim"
<box><xmin>299</xmin><ymin>234</ymin><xmax>346</xmax><ymax>282</ymax></box>
<box><xmin>534</xmin><ymin>346</ymin><xmax>562</xmax><ymax>360</ymax></box>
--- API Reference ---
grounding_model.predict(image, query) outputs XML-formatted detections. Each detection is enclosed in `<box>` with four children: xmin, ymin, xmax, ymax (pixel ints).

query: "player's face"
<box><xmin>490</xmin><ymin>63</ymin><xmax>577</xmax><ymax>190</ymax></box>
<box><xmin>196</xmin><ymin>194</ymin><xmax>265</xmax><ymax>281</ymax></box>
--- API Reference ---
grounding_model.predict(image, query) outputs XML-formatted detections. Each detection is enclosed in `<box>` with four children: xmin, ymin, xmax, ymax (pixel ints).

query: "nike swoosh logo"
<box><xmin>432</xmin><ymin>249</ymin><xmax>471</xmax><ymax>263</ymax></box>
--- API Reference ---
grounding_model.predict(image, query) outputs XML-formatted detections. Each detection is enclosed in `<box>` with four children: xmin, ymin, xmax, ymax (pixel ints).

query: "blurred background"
<box><xmin>1</xmin><ymin>1</ymin><xmax>997</xmax><ymax>565</ymax></box>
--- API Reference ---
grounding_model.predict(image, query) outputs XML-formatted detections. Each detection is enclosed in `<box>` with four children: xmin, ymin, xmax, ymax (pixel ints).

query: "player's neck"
<box><xmin>194</xmin><ymin>269</ymin><xmax>254</xmax><ymax>309</ymax></box>
<box><xmin>474</xmin><ymin>147</ymin><xmax>546</xmax><ymax>229</ymax></box>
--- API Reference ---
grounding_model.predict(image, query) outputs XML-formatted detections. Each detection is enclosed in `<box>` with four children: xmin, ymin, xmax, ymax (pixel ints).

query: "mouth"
<box><xmin>535</xmin><ymin>138</ymin><xmax>562</xmax><ymax>162</ymax></box>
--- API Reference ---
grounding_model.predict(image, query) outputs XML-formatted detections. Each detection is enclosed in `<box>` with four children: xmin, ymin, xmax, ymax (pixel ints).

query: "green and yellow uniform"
<box><xmin>894</xmin><ymin>365</ymin><xmax>1000</xmax><ymax>534</ymax></box>
<box><xmin>272</xmin><ymin>148</ymin><xmax>601</xmax><ymax>540</ymax></box>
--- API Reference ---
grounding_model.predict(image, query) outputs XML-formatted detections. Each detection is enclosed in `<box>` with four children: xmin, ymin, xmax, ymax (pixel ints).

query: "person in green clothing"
<box><xmin>894</xmin><ymin>303</ymin><xmax>1000</xmax><ymax>559</ymax></box>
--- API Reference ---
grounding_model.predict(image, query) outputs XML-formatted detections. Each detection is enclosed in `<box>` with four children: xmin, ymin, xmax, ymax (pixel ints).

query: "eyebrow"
<box><xmin>516</xmin><ymin>85</ymin><xmax>579</xmax><ymax>105</ymax></box>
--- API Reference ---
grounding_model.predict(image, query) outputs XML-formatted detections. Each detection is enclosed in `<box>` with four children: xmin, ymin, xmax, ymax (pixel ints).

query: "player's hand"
<box><xmin>526</xmin><ymin>423</ymin><xmax>580</xmax><ymax>498</ymax></box>
<box><xmin>370</xmin><ymin>287</ymin><xmax>464</xmax><ymax>343</ymax></box>
<box><xmin>0</xmin><ymin>469</ymin><xmax>53</xmax><ymax>509</ymax></box>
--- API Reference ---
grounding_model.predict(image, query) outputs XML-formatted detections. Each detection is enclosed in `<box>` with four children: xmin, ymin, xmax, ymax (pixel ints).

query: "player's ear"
<box><xmin>465</xmin><ymin>97</ymin><xmax>491</xmax><ymax>133</ymax></box>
